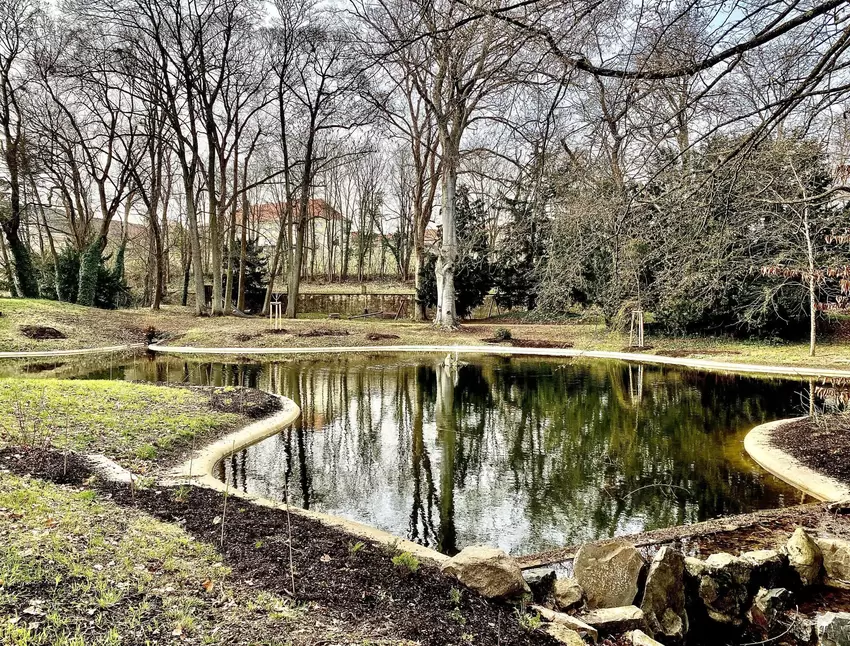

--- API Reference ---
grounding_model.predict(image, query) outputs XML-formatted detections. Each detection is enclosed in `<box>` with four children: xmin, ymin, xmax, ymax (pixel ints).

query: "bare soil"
<box><xmin>481</xmin><ymin>338</ymin><xmax>574</xmax><ymax>349</ymax></box>
<box><xmin>1</xmin><ymin>447</ymin><xmax>558</xmax><ymax>646</ymax></box>
<box><xmin>772</xmin><ymin>417</ymin><xmax>850</xmax><ymax>485</ymax></box>
<box><xmin>365</xmin><ymin>332</ymin><xmax>402</xmax><ymax>341</ymax></box>
<box><xmin>655</xmin><ymin>348</ymin><xmax>742</xmax><ymax>357</ymax></box>
<box><xmin>19</xmin><ymin>325</ymin><xmax>67</xmax><ymax>340</ymax></box>
<box><xmin>296</xmin><ymin>327</ymin><xmax>350</xmax><ymax>337</ymax></box>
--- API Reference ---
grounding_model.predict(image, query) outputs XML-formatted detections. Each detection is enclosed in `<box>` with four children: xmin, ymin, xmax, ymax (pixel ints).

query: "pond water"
<box><xmin>2</xmin><ymin>353</ymin><xmax>810</xmax><ymax>556</ymax></box>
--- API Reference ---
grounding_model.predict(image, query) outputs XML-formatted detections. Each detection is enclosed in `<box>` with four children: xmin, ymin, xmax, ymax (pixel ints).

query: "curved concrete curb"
<box><xmin>0</xmin><ymin>343</ymin><xmax>145</xmax><ymax>359</ymax></box>
<box><xmin>148</xmin><ymin>343</ymin><xmax>850</xmax><ymax>379</ymax></box>
<box><xmin>744</xmin><ymin>418</ymin><xmax>850</xmax><ymax>502</ymax></box>
<box><xmin>168</xmin><ymin>393</ymin><xmax>448</xmax><ymax>566</ymax></box>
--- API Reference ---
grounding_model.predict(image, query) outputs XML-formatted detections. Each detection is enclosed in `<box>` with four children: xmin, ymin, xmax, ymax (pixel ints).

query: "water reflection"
<box><xmin>16</xmin><ymin>354</ymin><xmax>807</xmax><ymax>556</ymax></box>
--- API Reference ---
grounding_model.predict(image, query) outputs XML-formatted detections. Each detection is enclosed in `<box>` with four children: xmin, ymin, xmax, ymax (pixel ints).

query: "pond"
<box><xmin>2</xmin><ymin>353</ymin><xmax>810</xmax><ymax>556</ymax></box>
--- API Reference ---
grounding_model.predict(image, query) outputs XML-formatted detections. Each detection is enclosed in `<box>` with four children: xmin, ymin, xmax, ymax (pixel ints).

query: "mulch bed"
<box><xmin>772</xmin><ymin>417</ymin><xmax>850</xmax><ymax>485</ymax></box>
<box><xmin>19</xmin><ymin>325</ymin><xmax>66</xmax><ymax>340</ymax></box>
<box><xmin>199</xmin><ymin>386</ymin><xmax>281</xmax><ymax>420</ymax></box>
<box><xmin>481</xmin><ymin>338</ymin><xmax>574</xmax><ymax>349</ymax></box>
<box><xmin>2</xmin><ymin>447</ymin><xmax>557</xmax><ymax>646</ymax></box>
<box><xmin>655</xmin><ymin>349</ymin><xmax>742</xmax><ymax>358</ymax></box>
<box><xmin>0</xmin><ymin>447</ymin><xmax>92</xmax><ymax>485</ymax></box>
<box><xmin>365</xmin><ymin>332</ymin><xmax>401</xmax><ymax>341</ymax></box>
<box><xmin>296</xmin><ymin>328</ymin><xmax>350</xmax><ymax>337</ymax></box>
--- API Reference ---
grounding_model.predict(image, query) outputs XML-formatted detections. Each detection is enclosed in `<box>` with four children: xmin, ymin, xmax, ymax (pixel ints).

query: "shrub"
<box><xmin>493</xmin><ymin>327</ymin><xmax>512</xmax><ymax>341</ymax></box>
<box><xmin>391</xmin><ymin>551</ymin><xmax>420</xmax><ymax>575</ymax></box>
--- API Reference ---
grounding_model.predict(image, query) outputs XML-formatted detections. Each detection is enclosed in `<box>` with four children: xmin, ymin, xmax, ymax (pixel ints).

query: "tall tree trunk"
<box><xmin>0</xmin><ymin>232</ymin><xmax>19</xmax><ymax>297</ymax></box>
<box><xmin>182</xmin><ymin>254</ymin><xmax>192</xmax><ymax>307</ymax></box>
<box><xmin>286</xmin><ymin>215</ymin><xmax>306</xmax><ymax>318</ymax></box>
<box><xmin>434</xmin><ymin>151</ymin><xmax>458</xmax><ymax>328</ymax></box>
<box><xmin>77</xmin><ymin>237</ymin><xmax>103</xmax><ymax>307</ymax></box>
<box><xmin>412</xmin><ymin>244</ymin><xmax>426</xmax><ymax>321</ymax></box>
<box><xmin>184</xmin><ymin>180</ymin><xmax>206</xmax><ymax>315</ymax></box>
<box><xmin>30</xmin><ymin>175</ymin><xmax>59</xmax><ymax>300</ymax></box>
<box><xmin>236</xmin><ymin>188</ymin><xmax>249</xmax><ymax>311</ymax></box>
<box><xmin>151</xmin><ymin>219</ymin><xmax>164</xmax><ymax>310</ymax></box>
<box><xmin>804</xmin><ymin>206</ymin><xmax>816</xmax><ymax>357</ymax></box>
<box><xmin>209</xmin><ymin>144</ymin><xmax>223</xmax><ymax>315</ymax></box>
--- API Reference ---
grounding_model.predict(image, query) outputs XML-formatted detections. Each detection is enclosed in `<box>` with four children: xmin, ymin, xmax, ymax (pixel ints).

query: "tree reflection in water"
<box><xmin>124</xmin><ymin>355</ymin><xmax>807</xmax><ymax>556</ymax></box>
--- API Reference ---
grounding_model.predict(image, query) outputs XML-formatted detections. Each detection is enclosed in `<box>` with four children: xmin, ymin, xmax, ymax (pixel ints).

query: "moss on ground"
<box><xmin>0</xmin><ymin>379</ymin><xmax>242</xmax><ymax>471</ymax></box>
<box><xmin>0</xmin><ymin>474</ymin><xmax>306</xmax><ymax>646</ymax></box>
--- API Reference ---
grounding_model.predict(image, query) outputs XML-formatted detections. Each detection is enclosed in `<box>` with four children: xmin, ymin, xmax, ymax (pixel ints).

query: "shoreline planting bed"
<box><xmin>772</xmin><ymin>417</ymin><xmax>850</xmax><ymax>487</ymax></box>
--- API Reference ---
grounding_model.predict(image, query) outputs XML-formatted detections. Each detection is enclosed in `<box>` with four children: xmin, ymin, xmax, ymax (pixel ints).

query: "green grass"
<box><xmin>3</xmin><ymin>298</ymin><xmax>849</xmax><ymax>372</ymax></box>
<box><xmin>0</xmin><ymin>379</ymin><xmax>241</xmax><ymax>471</ymax></box>
<box><xmin>0</xmin><ymin>474</ymin><xmax>304</xmax><ymax>646</ymax></box>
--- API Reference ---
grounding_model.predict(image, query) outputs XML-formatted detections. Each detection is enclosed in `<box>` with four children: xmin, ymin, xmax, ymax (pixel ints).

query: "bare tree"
<box><xmin>0</xmin><ymin>0</ymin><xmax>42</xmax><ymax>297</ymax></box>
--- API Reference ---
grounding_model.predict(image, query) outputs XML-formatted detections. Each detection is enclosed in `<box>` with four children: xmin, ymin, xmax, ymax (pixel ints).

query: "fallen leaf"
<box><xmin>201</xmin><ymin>578</ymin><xmax>214</xmax><ymax>593</ymax></box>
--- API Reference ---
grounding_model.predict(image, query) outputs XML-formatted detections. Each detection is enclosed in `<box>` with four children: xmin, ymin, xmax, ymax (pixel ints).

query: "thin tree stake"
<box><xmin>220</xmin><ymin>439</ymin><xmax>236</xmax><ymax>549</ymax></box>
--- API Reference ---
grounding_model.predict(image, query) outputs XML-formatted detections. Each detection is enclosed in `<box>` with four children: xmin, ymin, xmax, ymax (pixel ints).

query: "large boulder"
<box><xmin>740</xmin><ymin>549</ymin><xmax>790</xmax><ymax>590</ymax></box>
<box><xmin>784</xmin><ymin>528</ymin><xmax>823</xmax><ymax>586</ymax></box>
<box><xmin>818</xmin><ymin>538</ymin><xmax>850</xmax><ymax>589</ymax></box>
<box><xmin>533</xmin><ymin>604</ymin><xmax>599</xmax><ymax>642</ymax></box>
<box><xmin>640</xmin><ymin>546</ymin><xmax>688</xmax><ymax>643</ymax></box>
<box><xmin>553</xmin><ymin>577</ymin><xmax>584</xmax><ymax>611</ymax></box>
<box><xmin>816</xmin><ymin>611</ymin><xmax>850</xmax><ymax>646</ymax></box>
<box><xmin>574</xmin><ymin>539</ymin><xmax>646</xmax><ymax>609</ymax></box>
<box><xmin>544</xmin><ymin>624</ymin><xmax>585</xmax><ymax>646</ymax></box>
<box><xmin>523</xmin><ymin>567</ymin><xmax>557</xmax><ymax>601</ymax></box>
<box><xmin>441</xmin><ymin>546</ymin><xmax>530</xmax><ymax>600</ymax></box>
<box><xmin>579</xmin><ymin>605</ymin><xmax>646</xmax><ymax>634</ymax></box>
<box><xmin>625</xmin><ymin>630</ymin><xmax>666</xmax><ymax>646</ymax></box>
<box><xmin>692</xmin><ymin>553</ymin><xmax>753</xmax><ymax>626</ymax></box>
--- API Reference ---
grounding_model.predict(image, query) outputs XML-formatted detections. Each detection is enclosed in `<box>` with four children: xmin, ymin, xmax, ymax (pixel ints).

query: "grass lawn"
<box><xmin>0</xmin><ymin>379</ymin><xmax>253</xmax><ymax>472</ymax></box>
<box><xmin>1</xmin><ymin>297</ymin><xmax>849</xmax><ymax>371</ymax></box>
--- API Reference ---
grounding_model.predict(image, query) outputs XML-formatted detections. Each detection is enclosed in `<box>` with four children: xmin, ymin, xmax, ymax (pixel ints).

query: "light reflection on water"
<box><xmin>1</xmin><ymin>353</ymin><xmax>810</xmax><ymax>556</ymax></box>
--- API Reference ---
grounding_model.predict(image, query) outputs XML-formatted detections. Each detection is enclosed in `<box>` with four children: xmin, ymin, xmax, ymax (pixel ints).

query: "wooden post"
<box><xmin>270</xmin><ymin>293</ymin><xmax>284</xmax><ymax>330</ymax></box>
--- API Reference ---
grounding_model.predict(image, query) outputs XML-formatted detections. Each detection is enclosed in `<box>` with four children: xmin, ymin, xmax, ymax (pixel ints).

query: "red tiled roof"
<box><xmin>253</xmin><ymin>199</ymin><xmax>344</xmax><ymax>223</ymax></box>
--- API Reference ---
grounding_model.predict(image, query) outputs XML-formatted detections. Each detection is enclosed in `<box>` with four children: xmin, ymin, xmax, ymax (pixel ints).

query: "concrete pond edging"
<box><xmin>0</xmin><ymin>343</ymin><xmax>146</xmax><ymax>359</ymax></box>
<box><xmin>164</xmin><ymin>393</ymin><xmax>449</xmax><ymax>566</ymax></box>
<box><xmin>147</xmin><ymin>342</ymin><xmax>850</xmax><ymax>379</ymax></box>
<box><xmin>744</xmin><ymin>418</ymin><xmax>850</xmax><ymax>503</ymax></box>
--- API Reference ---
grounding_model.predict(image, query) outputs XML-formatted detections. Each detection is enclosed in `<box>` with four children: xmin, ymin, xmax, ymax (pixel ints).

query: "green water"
<box><xmin>1</xmin><ymin>353</ymin><xmax>809</xmax><ymax>556</ymax></box>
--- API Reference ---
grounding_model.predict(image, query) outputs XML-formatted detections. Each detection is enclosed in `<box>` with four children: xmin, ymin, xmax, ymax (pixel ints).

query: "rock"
<box><xmin>523</xmin><ymin>567</ymin><xmax>557</xmax><ymax>601</ymax></box>
<box><xmin>695</xmin><ymin>553</ymin><xmax>753</xmax><ymax>626</ymax></box>
<box><xmin>640</xmin><ymin>546</ymin><xmax>688</xmax><ymax>643</ymax></box>
<box><xmin>818</xmin><ymin>538</ymin><xmax>850</xmax><ymax>589</ymax></box>
<box><xmin>553</xmin><ymin>577</ymin><xmax>584</xmax><ymax>611</ymax></box>
<box><xmin>816</xmin><ymin>611</ymin><xmax>850</xmax><ymax>646</ymax></box>
<box><xmin>544</xmin><ymin>624</ymin><xmax>585</xmax><ymax>645</ymax></box>
<box><xmin>573</xmin><ymin>539</ymin><xmax>646</xmax><ymax>609</ymax></box>
<box><xmin>533</xmin><ymin>604</ymin><xmax>598</xmax><ymax>643</ymax></box>
<box><xmin>684</xmin><ymin>556</ymin><xmax>707</xmax><ymax>577</ymax></box>
<box><xmin>785</xmin><ymin>528</ymin><xmax>823</xmax><ymax>586</ymax></box>
<box><xmin>747</xmin><ymin>587</ymin><xmax>791</xmax><ymax>631</ymax></box>
<box><xmin>441</xmin><ymin>546</ymin><xmax>530</xmax><ymax>600</ymax></box>
<box><xmin>579</xmin><ymin>606</ymin><xmax>646</xmax><ymax>634</ymax></box>
<box><xmin>740</xmin><ymin>549</ymin><xmax>789</xmax><ymax>590</ymax></box>
<box><xmin>625</xmin><ymin>629</ymin><xmax>665</xmax><ymax>646</ymax></box>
